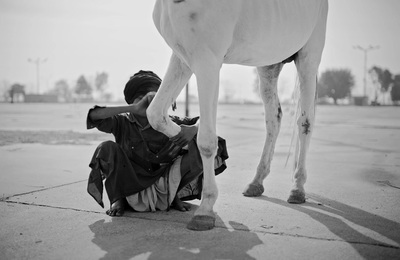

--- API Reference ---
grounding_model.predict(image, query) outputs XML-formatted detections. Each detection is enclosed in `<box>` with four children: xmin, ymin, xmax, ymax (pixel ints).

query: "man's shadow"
<box><xmin>259</xmin><ymin>194</ymin><xmax>400</xmax><ymax>259</ymax></box>
<box><xmin>89</xmin><ymin>206</ymin><xmax>263</xmax><ymax>260</ymax></box>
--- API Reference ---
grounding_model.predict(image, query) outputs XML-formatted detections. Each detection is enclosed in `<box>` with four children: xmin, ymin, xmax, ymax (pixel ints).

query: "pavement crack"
<box><xmin>376</xmin><ymin>180</ymin><xmax>400</xmax><ymax>190</ymax></box>
<box><xmin>255</xmin><ymin>230</ymin><xmax>400</xmax><ymax>250</ymax></box>
<box><xmin>4</xmin><ymin>200</ymin><xmax>104</xmax><ymax>215</ymax></box>
<box><xmin>212</xmin><ymin>225</ymin><xmax>400</xmax><ymax>250</ymax></box>
<box><xmin>3</xmin><ymin>180</ymin><xmax>87</xmax><ymax>200</ymax></box>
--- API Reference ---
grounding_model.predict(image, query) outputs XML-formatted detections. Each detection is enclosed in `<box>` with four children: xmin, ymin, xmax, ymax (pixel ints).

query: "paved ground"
<box><xmin>1</xmin><ymin>103</ymin><xmax>399</xmax><ymax>259</ymax></box>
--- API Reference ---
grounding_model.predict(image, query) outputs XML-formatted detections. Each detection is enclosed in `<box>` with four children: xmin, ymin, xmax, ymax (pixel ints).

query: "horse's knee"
<box><xmin>197</xmin><ymin>136</ymin><xmax>217</xmax><ymax>159</ymax></box>
<box><xmin>198</xmin><ymin>143</ymin><xmax>217</xmax><ymax>159</ymax></box>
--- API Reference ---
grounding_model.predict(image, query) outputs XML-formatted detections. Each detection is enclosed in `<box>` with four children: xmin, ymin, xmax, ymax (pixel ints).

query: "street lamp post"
<box><xmin>353</xmin><ymin>45</ymin><xmax>379</xmax><ymax>98</ymax></box>
<box><xmin>28</xmin><ymin>58</ymin><xmax>47</xmax><ymax>94</ymax></box>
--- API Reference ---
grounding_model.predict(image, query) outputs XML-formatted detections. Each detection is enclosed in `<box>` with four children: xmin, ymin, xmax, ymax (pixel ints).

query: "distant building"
<box><xmin>24</xmin><ymin>94</ymin><xmax>58</xmax><ymax>103</ymax></box>
<box><xmin>353</xmin><ymin>96</ymin><xmax>369</xmax><ymax>106</ymax></box>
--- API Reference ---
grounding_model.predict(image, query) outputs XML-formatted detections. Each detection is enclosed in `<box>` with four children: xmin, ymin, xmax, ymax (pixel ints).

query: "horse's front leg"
<box><xmin>186</xmin><ymin>54</ymin><xmax>221</xmax><ymax>231</ymax></box>
<box><xmin>243</xmin><ymin>63</ymin><xmax>283</xmax><ymax>197</ymax></box>
<box><xmin>147</xmin><ymin>53</ymin><xmax>193</xmax><ymax>137</ymax></box>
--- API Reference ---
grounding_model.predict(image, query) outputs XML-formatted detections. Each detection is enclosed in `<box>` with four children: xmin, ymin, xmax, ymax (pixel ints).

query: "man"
<box><xmin>87</xmin><ymin>70</ymin><xmax>228</xmax><ymax>216</ymax></box>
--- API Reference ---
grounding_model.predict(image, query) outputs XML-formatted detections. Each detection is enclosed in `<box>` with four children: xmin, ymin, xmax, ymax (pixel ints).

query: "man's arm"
<box><xmin>89</xmin><ymin>92</ymin><xmax>155</xmax><ymax>120</ymax></box>
<box><xmin>88</xmin><ymin>105</ymin><xmax>134</xmax><ymax>121</ymax></box>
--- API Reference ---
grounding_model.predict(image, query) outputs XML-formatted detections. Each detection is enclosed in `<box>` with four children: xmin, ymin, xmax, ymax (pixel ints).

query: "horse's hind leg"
<box><xmin>243</xmin><ymin>63</ymin><xmax>283</xmax><ymax>197</ymax></box>
<box><xmin>288</xmin><ymin>7</ymin><xmax>327</xmax><ymax>203</ymax></box>
<box><xmin>288</xmin><ymin>54</ymin><xmax>319</xmax><ymax>203</ymax></box>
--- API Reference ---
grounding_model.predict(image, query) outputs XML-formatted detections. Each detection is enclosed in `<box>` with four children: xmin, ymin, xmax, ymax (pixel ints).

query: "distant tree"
<box><xmin>9</xmin><ymin>83</ymin><xmax>25</xmax><ymax>103</ymax></box>
<box><xmin>75</xmin><ymin>75</ymin><xmax>92</xmax><ymax>96</ymax></box>
<box><xmin>318</xmin><ymin>69</ymin><xmax>355</xmax><ymax>104</ymax></box>
<box><xmin>94</xmin><ymin>72</ymin><xmax>111</xmax><ymax>101</ymax></box>
<box><xmin>369</xmin><ymin>66</ymin><xmax>393</xmax><ymax>104</ymax></box>
<box><xmin>102</xmin><ymin>92</ymin><xmax>113</xmax><ymax>102</ymax></box>
<box><xmin>369</xmin><ymin>66</ymin><xmax>393</xmax><ymax>92</ymax></box>
<box><xmin>48</xmin><ymin>79</ymin><xmax>72</xmax><ymax>102</ymax></box>
<box><xmin>391</xmin><ymin>75</ymin><xmax>400</xmax><ymax>105</ymax></box>
<box><xmin>1</xmin><ymin>80</ymin><xmax>10</xmax><ymax>101</ymax></box>
<box><xmin>95</xmin><ymin>72</ymin><xmax>108</xmax><ymax>92</ymax></box>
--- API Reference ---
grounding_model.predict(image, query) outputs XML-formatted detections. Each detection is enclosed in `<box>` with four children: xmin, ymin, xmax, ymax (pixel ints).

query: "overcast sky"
<box><xmin>1</xmin><ymin>0</ymin><xmax>399</xmax><ymax>102</ymax></box>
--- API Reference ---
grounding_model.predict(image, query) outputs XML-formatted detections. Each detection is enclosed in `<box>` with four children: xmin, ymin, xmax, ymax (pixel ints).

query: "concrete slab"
<box><xmin>0</xmin><ymin>144</ymin><xmax>93</xmax><ymax>198</ymax></box>
<box><xmin>6</xmin><ymin>202</ymin><xmax>393</xmax><ymax>260</ymax></box>
<box><xmin>1</xmin><ymin>104</ymin><xmax>400</xmax><ymax>259</ymax></box>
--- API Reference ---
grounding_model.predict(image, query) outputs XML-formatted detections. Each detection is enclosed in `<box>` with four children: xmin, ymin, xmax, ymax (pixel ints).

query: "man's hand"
<box><xmin>131</xmin><ymin>92</ymin><xmax>156</xmax><ymax>117</ymax></box>
<box><xmin>170</xmin><ymin>125</ymin><xmax>198</xmax><ymax>147</ymax></box>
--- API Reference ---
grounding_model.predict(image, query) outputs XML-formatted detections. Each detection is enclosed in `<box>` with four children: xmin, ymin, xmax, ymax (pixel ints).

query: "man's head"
<box><xmin>124</xmin><ymin>70</ymin><xmax>162</xmax><ymax>104</ymax></box>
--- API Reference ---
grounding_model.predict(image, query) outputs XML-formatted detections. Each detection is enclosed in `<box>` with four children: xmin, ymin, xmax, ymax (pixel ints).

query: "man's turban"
<box><xmin>124</xmin><ymin>70</ymin><xmax>162</xmax><ymax>104</ymax></box>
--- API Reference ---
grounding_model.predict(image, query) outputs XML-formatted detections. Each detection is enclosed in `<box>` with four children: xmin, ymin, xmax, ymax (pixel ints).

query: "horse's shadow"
<box><xmin>89</xmin><ymin>206</ymin><xmax>263</xmax><ymax>260</ymax></box>
<box><xmin>258</xmin><ymin>193</ymin><xmax>400</xmax><ymax>259</ymax></box>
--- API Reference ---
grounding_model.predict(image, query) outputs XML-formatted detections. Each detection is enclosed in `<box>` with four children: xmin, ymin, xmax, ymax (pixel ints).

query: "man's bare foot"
<box><xmin>106</xmin><ymin>199</ymin><xmax>125</xmax><ymax>216</ymax></box>
<box><xmin>171</xmin><ymin>196</ymin><xmax>191</xmax><ymax>212</ymax></box>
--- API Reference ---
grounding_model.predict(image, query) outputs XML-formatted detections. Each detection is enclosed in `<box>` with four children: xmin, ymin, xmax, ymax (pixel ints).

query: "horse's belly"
<box><xmin>223</xmin><ymin>0</ymin><xmax>324</xmax><ymax>66</ymax></box>
<box><xmin>154</xmin><ymin>0</ymin><xmax>326</xmax><ymax>67</ymax></box>
<box><xmin>223</xmin><ymin>40</ymin><xmax>306</xmax><ymax>66</ymax></box>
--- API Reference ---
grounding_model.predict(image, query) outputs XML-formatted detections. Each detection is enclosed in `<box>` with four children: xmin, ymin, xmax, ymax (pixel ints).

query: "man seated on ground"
<box><xmin>86</xmin><ymin>70</ymin><xmax>228</xmax><ymax>216</ymax></box>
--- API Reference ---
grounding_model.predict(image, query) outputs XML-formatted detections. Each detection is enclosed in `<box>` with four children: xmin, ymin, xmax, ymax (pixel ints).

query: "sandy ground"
<box><xmin>0</xmin><ymin>103</ymin><xmax>399</xmax><ymax>259</ymax></box>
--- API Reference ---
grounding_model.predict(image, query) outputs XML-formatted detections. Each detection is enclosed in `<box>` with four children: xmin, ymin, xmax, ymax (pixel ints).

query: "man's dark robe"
<box><xmin>86</xmin><ymin>106</ymin><xmax>228</xmax><ymax>208</ymax></box>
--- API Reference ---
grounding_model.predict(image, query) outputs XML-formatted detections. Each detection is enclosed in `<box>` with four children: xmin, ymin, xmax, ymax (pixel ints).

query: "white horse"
<box><xmin>147</xmin><ymin>0</ymin><xmax>328</xmax><ymax>230</ymax></box>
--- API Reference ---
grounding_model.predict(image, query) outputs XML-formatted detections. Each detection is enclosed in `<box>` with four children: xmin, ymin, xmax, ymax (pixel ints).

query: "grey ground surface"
<box><xmin>1</xmin><ymin>103</ymin><xmax>399</xmax><ymax>260</ymax></box>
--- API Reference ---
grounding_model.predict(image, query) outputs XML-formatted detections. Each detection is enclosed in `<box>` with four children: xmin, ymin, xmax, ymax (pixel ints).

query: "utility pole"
<box><xmin>28</xmin><ymin>58</ymin><xmax>47</xmax><ymax>94</ymax></box>
<box><xmin>353</xmin><ymin>45</ymin><xmax>379</xmax><ymax>98</ymax></box>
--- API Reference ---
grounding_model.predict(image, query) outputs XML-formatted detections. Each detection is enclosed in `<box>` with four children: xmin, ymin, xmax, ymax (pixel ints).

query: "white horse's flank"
<box><xmin>147</xmin><ymin>0</ymin><xmax>328</xmax><ymax>230</ymax></box>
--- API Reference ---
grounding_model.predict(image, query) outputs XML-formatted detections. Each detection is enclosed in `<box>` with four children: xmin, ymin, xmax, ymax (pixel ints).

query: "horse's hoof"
<box><xmin>243</xmin><ymin>183</ymin><xmax>264</xmax><ymax>197</ymax></box>
<box><xmin>287</xmin><ymin>190</ymin><xmax>306</xmax><ymax>204</ymax></box>
<box><xmin>187</xmin><ymin>215</ymin><xmax>216</xmax><ymax>231</ymax></box>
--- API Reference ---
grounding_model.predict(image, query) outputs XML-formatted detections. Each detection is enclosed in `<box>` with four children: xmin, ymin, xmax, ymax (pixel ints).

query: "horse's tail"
<box><xmin>285</xmin><ymin>76</ymin><xmax>300</xmax><ymax>170</ymax></box>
